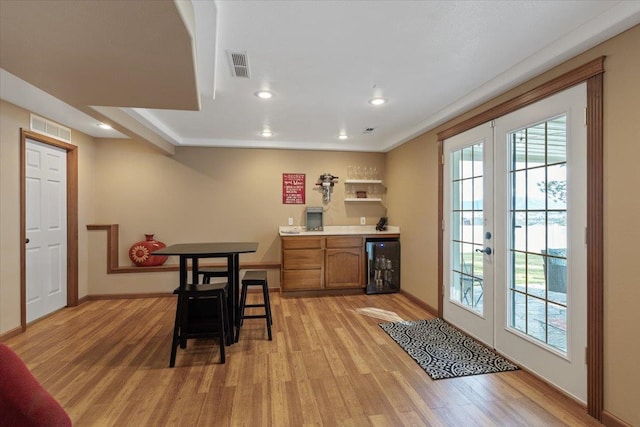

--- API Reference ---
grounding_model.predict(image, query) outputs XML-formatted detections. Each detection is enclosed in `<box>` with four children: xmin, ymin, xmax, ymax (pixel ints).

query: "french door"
<box><xmin>443</xmin><ymin>83</ymin><xmax>587</xmax><ymax>402</ymax></box>
<box><xmin>443</xmin><ymin>123</ymin><xmax>494</xmax><ymax>346</ymax></box>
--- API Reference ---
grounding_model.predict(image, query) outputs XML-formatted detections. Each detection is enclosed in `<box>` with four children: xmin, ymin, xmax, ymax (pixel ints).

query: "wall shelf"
<box><xmin>344</xmin><ymin>179</ymin><xmax>385</xmax><ymax>202</ymax></box>
<box><xmin>344</xmin><ymin>179</ymin><xmax>383</xmax><ymax>184</ymax></box>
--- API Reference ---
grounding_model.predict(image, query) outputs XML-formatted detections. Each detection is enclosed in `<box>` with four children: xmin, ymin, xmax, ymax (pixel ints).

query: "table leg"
<box><xmin>178</xmin><ymin>256</ymin><xmax>189</xmax><ymax>351</ymax></box>
<box><xmin>192</xmin><ymin>257</ymin><xmax>199</xmax><ymax>285</ymax></box>
<box><xmin>233</xmin><ymin>253</ymin><xmax>240</xmax><ymax>342</ymax></box>
<box><xmin>226</xmin><ymin>254</ymin><xmax>236</xmax><ymax>345</ymax></box>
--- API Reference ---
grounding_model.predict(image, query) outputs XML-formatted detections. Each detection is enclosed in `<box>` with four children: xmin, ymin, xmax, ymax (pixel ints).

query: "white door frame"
<box><xmin>20</xmin><ymin>129</ymin><xmax>78</xmax><ymax>330</ymax></box>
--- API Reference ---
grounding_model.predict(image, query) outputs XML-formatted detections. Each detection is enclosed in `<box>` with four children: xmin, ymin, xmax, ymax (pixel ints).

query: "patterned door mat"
<box><xmin>380</xmin><ymin>318</ymin><xmax>519</xmax><ymax>380</ymax></box>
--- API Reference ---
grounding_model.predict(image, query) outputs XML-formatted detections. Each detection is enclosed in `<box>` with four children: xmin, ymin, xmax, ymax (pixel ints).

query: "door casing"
<box><xmin>20</xmin><ymin>129</ymin><xmax>78</xmax><ymax>330</ymax></box>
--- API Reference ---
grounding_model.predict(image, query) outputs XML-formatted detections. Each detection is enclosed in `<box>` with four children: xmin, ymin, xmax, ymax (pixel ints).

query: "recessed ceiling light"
<box><xmin>368</xmin><ymin>97</ymin><xmax>387</xmax><ymax>106</ymax></box>
<box><xmin>255</xmin><ymin>90</ymin><xmax>273</xmax><ymax>99</ymax></box>
<box><xmin>260</xmin><ymin>129</ymin><xmax>273</xmax><ymax>137</ymax></box>
<box><xmin>338</xmin><ymin>134</ymin><xmax>348</xmax><ymax>140</ymax></box>
<box><xmin>97</xmin><ymin>123</ymin><xmax>112</xmax><ymax>129</ymax></box>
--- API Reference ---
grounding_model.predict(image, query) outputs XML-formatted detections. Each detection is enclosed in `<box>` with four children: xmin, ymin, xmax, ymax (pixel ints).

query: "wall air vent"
<box><xmin>363</xmin><ymin>127</ymin><xmax>375</xmax><ymax>134</ymax></box>
<box><xmin>227</xmin><ymin>50</ymin><xmax>250</xmax><ymax>78</ymax></box>
<box><xmin>30</xmin><ymin>114</ymin><xmax>72</xmax><ymax>143</ymax></box>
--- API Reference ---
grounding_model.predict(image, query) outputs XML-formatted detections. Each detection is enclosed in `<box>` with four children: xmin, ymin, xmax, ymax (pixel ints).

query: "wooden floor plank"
<box><xmin>3</xmin><ymin>292</ymin><xmax>602</xmax><ymax>426</ymax></box>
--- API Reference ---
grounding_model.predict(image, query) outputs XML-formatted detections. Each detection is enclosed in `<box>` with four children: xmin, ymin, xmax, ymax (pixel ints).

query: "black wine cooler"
<box><xmin>365</xmin><ymin>238</ymin><xmax>400</xmax><ymax>294</ymax></box>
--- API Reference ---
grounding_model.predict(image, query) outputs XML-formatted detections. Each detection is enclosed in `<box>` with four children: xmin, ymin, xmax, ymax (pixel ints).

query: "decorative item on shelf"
<box><xmin>356</xmin><ymin>191</ymin><xmax>367</xmax><ymax>198</ymax></box>
<box><xmin>129</xmin><ymin>234</ymin><xmax>168</xmax><ymax>267</ymax></box>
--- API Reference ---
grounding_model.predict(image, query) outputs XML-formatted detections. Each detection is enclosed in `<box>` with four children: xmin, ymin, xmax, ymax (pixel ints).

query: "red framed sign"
<box><xmin>282</xmin><ymin>173</ymin><xmax>305</xmax><ymax>204</ymax></box>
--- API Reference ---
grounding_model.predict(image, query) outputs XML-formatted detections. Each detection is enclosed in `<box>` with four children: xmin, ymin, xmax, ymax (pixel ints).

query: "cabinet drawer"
<box><xmin>283</xmin><ymin>249</ymin><xmax>324</xmax><ymax>269</ymax></box>
<box><xmin>326</xmin><ymin>236</ymin><xmax>363</xmax><ymax>248</ymax></box>
<box><xmin>282</xmin><ymin>237</ymin><xmax>324</xmax><ymax>250</ymax></box>
<box><xmin>282</xmin><ymin>270</ymin><xmax>322</xmax><ymax>290</ymax></box>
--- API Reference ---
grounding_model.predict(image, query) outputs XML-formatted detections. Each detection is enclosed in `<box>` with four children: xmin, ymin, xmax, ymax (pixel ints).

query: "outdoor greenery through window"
<box><xmin>508</xmin><ymin>115</ymin><xmax>568</xmax><ymax>353</ymax></box>
<box><xmin>450</xmin><ymin>143</ymin><xmax>484</xmax><ymax>313</ymax></box>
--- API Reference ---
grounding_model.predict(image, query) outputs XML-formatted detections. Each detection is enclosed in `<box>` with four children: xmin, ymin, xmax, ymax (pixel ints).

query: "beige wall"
<box><xmin>386</xmin><ymin>24</ymin><xmax>640</xmax><ymax>425</ymax></box>
<box><xmin>0</xmin><ymin>100</ymin><xmax>97</xmax><ymax>334</ymax></box>
<box><xmin>88</xmin><ymin>140</ymin><xmax>386</xmax><ymax>295</ymax></box>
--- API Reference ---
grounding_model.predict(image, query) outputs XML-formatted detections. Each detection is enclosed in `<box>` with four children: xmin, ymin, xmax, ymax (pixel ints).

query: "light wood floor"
<box><xmin>4</xmin><ymin>292</ymin><xmax>602</xmax><ymax>426</ymax></box>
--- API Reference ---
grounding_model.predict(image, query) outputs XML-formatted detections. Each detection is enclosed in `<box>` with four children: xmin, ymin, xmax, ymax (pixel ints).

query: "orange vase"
<box><xmin>129</xmin><ymin>234</ymin><xmax>168</xmax><ymax>267</ymax></box>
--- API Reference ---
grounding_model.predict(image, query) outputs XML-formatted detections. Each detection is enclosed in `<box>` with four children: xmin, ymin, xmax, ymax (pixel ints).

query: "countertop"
<box><xmin>279</xmin><ymin>225</ymin><xmax>400</xmax><ymax>236</ymax></box>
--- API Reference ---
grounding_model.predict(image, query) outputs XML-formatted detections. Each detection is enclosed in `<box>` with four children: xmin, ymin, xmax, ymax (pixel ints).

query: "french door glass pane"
<box><xmin>508</xmin><ymin>115</ymin><xmax>568</xmax><ymax>353</ymax></box>
<box><xmin>450</xmin><ymin>143</ymin><xmax>484</xmax><ymax>312</ymax></box>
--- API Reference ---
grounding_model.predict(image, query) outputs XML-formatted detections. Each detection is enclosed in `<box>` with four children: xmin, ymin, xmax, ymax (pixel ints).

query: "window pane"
<box><xmin>547</xmin><ymin>164</ymin><xmax>567</xmax><ymax>210</ymax></box>
<box><xmin>527</xmin><ymin>253</ymin><xmax>545</xmax><ymax>298</ymax></box>
<box><xmin>513</xmin><ymin>251</ymin><xmax>526</xmax><ymax>293</ymax></box>
<box><xmin>513</xmin><ymin>212</ymin><xmax>526</xmax><ymax>252</ymax></box>
<box><xmin>512</xmin><ymin>130</ymin><xmax>527</xmax><ymax>170</ymax></box>
<box><xmin>528</xmin><ymin>167</ymin><xmax>546</xmax><ymax>209</ymax></box>
<box><xmin>548</xmin><ymin>302</ymin><xmax>567</xmax><ymax>352</ymax></box>
<box><xmin>513</xmin><ymin>170</ymin><xmax>526</xmax><ymax>210</ymax></box>
<box><xmin>527</xmin><ymin>212</ymin><xmax>546</xmax><ymax>254</ymax></box>
<box><xmin>527</xmin><ymin>296</ymin><xmax>546</xmax><ymax>342</ymax></box>
<box><xmin>547</xmin><ymin>116</ymin><xmax>567</xmax><ymax>164</ymax></box>
<box><xmin>452</xmin><ymin>180</ymin><xmax>461</xmax><ymax>210</ymax></box>
<box><xmin>510</xmin><ymin>290</ymin><xmax>526</xmax><ymax>332</ymax></box>
<box><xmin>527</xmin><ymin>123</ymin><xmax>546</xmax><ymax>169</ymax></box>
<box><xmin>472</xmin><ymin>143</ymin><xmax>483</xmax><ymax>178</ymax></box>
<box><xmin>452</xmin><ymin>149</ymin><xmax>462</xmax><ymax>180</ymax></box>
<box><xmin>461</xmin><ymin>147</ymin><xmax>473</xmax><ymax>179</ymax></box>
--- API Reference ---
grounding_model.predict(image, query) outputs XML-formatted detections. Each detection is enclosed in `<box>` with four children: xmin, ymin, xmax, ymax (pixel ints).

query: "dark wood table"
<box><xmin>153</xmin><ymin>242</ymin><xmax>259</xmax><ymax>345</ymax></box>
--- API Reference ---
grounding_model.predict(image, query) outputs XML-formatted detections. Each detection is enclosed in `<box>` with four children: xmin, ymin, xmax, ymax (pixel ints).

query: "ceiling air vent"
<box><xmin>227</xmin><ymin>50</ymin><xmax>250</xmax><ymax>78</ymax></box>
<box><xmin>30</xmin><ymin>114</ymin><xmax>72</xmax><ymax>143</ymax></box>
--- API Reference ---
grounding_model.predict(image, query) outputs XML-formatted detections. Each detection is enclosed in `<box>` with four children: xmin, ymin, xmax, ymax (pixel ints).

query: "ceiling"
<box><xmin>2</xmin><ymin>1</ymin><xmax>640</xmax><ymax>154</ymax></box>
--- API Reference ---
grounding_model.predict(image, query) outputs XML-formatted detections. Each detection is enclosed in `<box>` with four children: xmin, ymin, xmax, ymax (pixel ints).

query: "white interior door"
<box><xmin>25</xmin><ymin>139</ymin><xmax>67</xmax><ymax>322</ymax></box>
<box><xmin>494</xmin><ymin>83</ymin><xmax>587</xmax><ymax>402</ymax></box>
<box><xmin>443</xmin><ymin>122</ymin><xmax>494</xmax><ymax>346</ymax></box>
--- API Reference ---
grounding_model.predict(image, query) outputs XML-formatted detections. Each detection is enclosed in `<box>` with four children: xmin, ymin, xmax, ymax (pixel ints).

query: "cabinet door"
<box><xmin>325</xmin><ymin>248</ymin><xmax>363</xmax><ymax>288</ymax></box>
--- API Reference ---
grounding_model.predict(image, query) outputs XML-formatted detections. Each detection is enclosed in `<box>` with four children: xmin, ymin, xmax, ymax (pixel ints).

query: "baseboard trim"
<box><xmin>399</xmin><ymin>289</ymin><xmax>438</xmax><ymax>317</ymax></box>
<box><xmin>0</xmin><ymin>326</ymin><xmax>24</xmax><ymax>342</ymax></box>
<box><xmin>602</xmin><ymin>410</ymin><xmax>632</xmax><ymax>427</ymax></box>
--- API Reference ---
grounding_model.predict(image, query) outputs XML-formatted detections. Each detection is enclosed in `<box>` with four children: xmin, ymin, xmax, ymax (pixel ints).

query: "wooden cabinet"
<box><xmin>281</xmin><ymin>237</ymin><xmax>324</xmax><ymax>291</ymax></box>
<box><xmin>281</xmin><ymin>235</ymin><xmax>364</xmax><ymax>293</ymax></box>
<box><xmin>325</xmin><ymin>237</ymin><xmax>364</xmax><ymax>289</ymax></box>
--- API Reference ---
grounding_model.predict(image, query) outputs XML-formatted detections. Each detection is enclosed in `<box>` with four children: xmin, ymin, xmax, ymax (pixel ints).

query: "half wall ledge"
<box><xmin>87</xmin><ymin>224</ymin><xmax>280</xmax><ymax>274</ymax></box>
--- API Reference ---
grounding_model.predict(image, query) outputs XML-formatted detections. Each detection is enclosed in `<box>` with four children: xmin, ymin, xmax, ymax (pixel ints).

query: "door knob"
<box><xmin>25</xmin><ymin>238</ymin><xmax>30</xmax><ymax>244</ymax></box>
<box><xmin>475</xmin><ymin>247</ymin><xmax>492</xmax><ymax>255</ymax></box>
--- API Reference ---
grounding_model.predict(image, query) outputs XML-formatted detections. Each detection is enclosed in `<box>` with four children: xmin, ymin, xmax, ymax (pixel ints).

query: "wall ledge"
<box><xmin>87</xmin><ymin>224</ymin><xmax>280</xmax><ymax>274</ymax></box>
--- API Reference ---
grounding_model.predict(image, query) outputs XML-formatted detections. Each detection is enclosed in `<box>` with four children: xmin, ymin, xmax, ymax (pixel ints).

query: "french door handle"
<box><xmin>475</xmin><ymin>247</ymin><xmax>492</xmax><ymax>255</ymax></box>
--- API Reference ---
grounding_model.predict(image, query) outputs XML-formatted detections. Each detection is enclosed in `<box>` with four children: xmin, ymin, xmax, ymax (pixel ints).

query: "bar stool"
<box><xmin>199</xmin><ymin>266</ymin><xmax>228</xmax><ymax>283</ymax></box>
<box><xmin>170</xmin><ymin>282</ymin><xmax>228</xmax><ymax>367</ymax></box>
<box><xmin>237</xmin><ymin>270</ymin><xmax>272</xmax><ymax>341</ymax></box>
